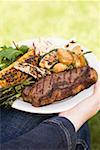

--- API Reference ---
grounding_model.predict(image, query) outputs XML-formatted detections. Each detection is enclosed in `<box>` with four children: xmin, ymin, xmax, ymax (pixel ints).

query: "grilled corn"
<box><xmin>0</xmin><ymin>48</ymin><xmax>35</xmax><ymax>88</ymax></box>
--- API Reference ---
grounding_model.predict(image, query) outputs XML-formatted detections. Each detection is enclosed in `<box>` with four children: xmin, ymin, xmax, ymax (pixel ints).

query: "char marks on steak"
<box><xmin>22</xmin><ymin>66</ymin><xmax>98</xmax><ymax>107</ymax></box>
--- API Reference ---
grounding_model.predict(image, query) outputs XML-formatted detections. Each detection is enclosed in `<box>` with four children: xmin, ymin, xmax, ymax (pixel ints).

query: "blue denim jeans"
<box><xmin>0</xmin><ymin>106</ymin><xmax>90</xmax><ymax>150</ymax></box>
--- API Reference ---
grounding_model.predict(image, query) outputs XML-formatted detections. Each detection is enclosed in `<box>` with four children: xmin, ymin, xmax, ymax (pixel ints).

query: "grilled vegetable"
<box><xmin>0</xmin><ymin>77</ymin><xmax>35</xmax><ymax>107</ymax></box>
<box><xmin>14</xmin><ymin>62</ymin><xmax>51</xmax><ymax>79</ymax></box>
<box><xmin>0</xmin><ymin>48</ymin><xmax>36</xmax><ymax>88</ymax></box>
<box><xmin>57</xmin><ymin>49</ymin><xmax>74</xmax><ymax>65</ymax></box>
<box><xmin>73</xmin><ymin>54</ymin><xmax>87</xmax><ymax>68</ymax></box>
<box><xmin>71</xmin><ymin>45</ymin><xmax>82</xmax><ymax>55</ymax></box>
<box><xmin>39</xmin><ymin>49</ymin><xmax>58</xmax><ymax>69</ymax></box>
<box><xmin>78</xmin><ymin>55</ymin><xmax>87</xmax><ymax>67</ymax></box>
<box><xmin>52</xmin><ymin>63</ymin><xmax>67</xmax><ymax>73</ymax></box>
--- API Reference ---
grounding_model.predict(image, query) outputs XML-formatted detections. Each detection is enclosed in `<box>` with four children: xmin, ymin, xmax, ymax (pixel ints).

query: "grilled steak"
<box><xmin>22</xmin><ymin>66</ymin><xmax>98</xmax><ymax>107</ymax></box>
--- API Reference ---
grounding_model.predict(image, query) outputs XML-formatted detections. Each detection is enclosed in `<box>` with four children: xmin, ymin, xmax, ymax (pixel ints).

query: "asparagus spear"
<box><xmin>0</xmin><ymin>77</ymin><xmax>35</xmax><ymax>107</ymax></box>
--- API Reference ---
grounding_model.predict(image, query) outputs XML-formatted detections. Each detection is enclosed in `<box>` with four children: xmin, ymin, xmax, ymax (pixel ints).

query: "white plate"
<box><xmin>12</xmin><ymin>37</ymin><xmax>100</xmax><ymax>114</ymax></box>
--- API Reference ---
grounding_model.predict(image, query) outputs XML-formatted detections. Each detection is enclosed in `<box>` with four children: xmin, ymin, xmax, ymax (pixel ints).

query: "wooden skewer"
<box><xmin>12</xmin><ymin>41</ymin><xmax>19</xmax><ymax>50</ymax></box>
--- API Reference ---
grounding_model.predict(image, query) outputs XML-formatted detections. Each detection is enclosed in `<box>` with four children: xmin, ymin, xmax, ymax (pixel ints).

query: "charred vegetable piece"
<box><xmin>57</xmin><ymin>49</ymin><xmax>74</xmax><ymax>65</ymax></box>
<box><xmin>73</xmin><ymin>54</ymin><xmax>81</xmax><ymax>68</ymax></box>
<box><xmin>71</xmin><ymin>45</ymin><xmax>82</xmax><ymax>55</ymax></box>
<box><xmin>39</xmin><ymin>49</ymin><xmax>58</xmax><ymax>69</ymax></box>
<box><xmin>79</xmin><ymin>55</ymin><xmax>87</xmax><ymax>67</ymax></box>
<box><xmin>0</xmin><ymin>77</ymin><xmax>35</xmax><ymax>107</ymax></box>
<box><xmin>0</xmin><ymin>48</ymin><xmax>36</xmax><ymax>88</ymax></box>
<box><xmin>73</xmin><ymin>54</ymin><xmax>87</xmax><ymax>68</ymax></box>
<box><xmin>14</xmin><ymin>62</ymin><xmax>51</xmax><ymax>79</ymax></box>
<box><xmin>52</xmin><ymin>63</ymin><xmax>67</xmax><ymax>73</ymax></box>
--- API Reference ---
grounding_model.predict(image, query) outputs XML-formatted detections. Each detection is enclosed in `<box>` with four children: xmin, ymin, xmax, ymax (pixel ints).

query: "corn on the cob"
<box><xmin>0</xmin><ymin>48</ymin><xmax>36</xmax><ymax>88</ymax></box>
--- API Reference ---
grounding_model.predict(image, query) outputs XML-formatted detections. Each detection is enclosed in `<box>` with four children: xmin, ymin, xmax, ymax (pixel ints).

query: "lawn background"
<box><xmin>0</xmin><ymin>0</ymin><xmax>100</xmax><ymax>149</ymax></box>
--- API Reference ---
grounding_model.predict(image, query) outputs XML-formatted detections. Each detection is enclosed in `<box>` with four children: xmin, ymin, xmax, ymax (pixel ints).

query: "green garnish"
<box><xmin>0</xmin><ymin>44</ymin><xmax>29</xmax><ymax>70</ymax></box>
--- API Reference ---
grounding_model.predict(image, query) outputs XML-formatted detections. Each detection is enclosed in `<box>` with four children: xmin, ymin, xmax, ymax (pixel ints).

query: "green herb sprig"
<box><xmin>0</xmin><ymin>43</ymin><xmax>29</xmax><ymax>70</ymax></box>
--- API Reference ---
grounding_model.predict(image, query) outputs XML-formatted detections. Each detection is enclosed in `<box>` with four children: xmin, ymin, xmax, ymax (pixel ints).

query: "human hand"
<box><xmin>92</xmin><ymin>81</ymin><xmax>100</xmax><ymax>111</ymax></box>
<box><xmin>59</xmin><ymin>80</ymin><xmax>100</xmax><ymax>131</ymax></box>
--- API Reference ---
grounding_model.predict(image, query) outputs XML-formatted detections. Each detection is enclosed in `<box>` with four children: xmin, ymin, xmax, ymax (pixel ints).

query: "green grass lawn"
<box><xmin>0</xmin><ymin>0</ymin><xmax>100</xmax><ymax>149</ymax></box>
